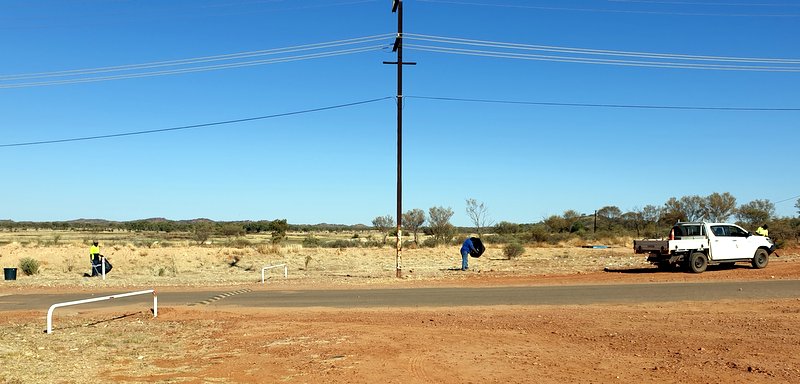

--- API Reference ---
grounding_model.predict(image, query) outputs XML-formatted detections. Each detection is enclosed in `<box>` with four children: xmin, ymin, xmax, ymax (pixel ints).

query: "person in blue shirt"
<box><xmin>460</xmin><ymin>237</ymin><xmax>477</xmax><ymax>271</ymax></box>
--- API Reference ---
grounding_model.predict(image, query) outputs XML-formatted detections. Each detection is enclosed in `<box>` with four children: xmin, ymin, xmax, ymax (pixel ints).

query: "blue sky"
<box><xmin>1</xmin><ymin>0</ymin><xmax>798</xmax><ymax>226</ymax></box>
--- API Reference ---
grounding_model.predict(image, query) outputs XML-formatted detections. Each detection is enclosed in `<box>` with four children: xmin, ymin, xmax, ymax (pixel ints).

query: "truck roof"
<box><xmin>675</xmin><ymin>222</ymin><xmax>731</xmax><ymax>226</ymax></box>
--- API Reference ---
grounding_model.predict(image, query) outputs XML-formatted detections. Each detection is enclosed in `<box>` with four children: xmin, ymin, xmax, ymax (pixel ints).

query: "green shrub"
<box><xmin>19</xmin><ymin>257</ymin><xmax>40</xmax><ymax>276</ymax></box>
<box><xmin>227</xmin><ymin>238</ymin><xmax>251</xmax><ymax>248</ymax></box>
<box><xmin>302</xmin><ymin>236</ymin><xmax>321</xmax><ymax>248</ymax></box>
<box><xmin>326</xmin><ymin>239</ymin><xmax>358</xmax><ymax>249</ymax></box>
<box><xmin>484</xmin><ymin>233</ymin><xmax>522</xmax><ymax>245</ymax></box>
<box><xmin>530</xmin><ymin>224</ymin><xmax>549</xmax><ymax>243</ymax></box>
<box><xmin>421</xmin><ymin>237</ymin><xmax>439</xmax><ymax>248</ymax></box>
<box><xmin>503</xmin><ymin>243</ymin><xmax>525</xmax><ymax>260</ymax></box>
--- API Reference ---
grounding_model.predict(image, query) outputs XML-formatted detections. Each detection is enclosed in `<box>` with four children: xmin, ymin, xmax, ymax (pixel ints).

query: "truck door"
<box><xmin>709</xmin><ymin>225</ymin><xmax>748</xmax><ymax>260</ymax></box>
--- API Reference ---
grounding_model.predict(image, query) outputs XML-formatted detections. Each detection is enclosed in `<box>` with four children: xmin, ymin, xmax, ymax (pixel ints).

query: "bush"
<box><xmin>326</xmin><ymin>239</ymin><xmax>359</xmax><ymax>249</ymax></box>
<box><xmin>302</xmin><ymin>236</ymin><xmax>321</xmax><ymax>248</ymax></box>
<box><xmin>19</xmin><ymin>257</ymin><xmax>40</xmax><ymax>276</ymax></box>
<box><xmin>227</xmin><ymin>238</ymin><xmax>251</xmax><ymax>248</ymax></box>
<box><xmin>421</xmin><ymin>237</ymin><xmax>439</xmax><ymax>248</ymax></box>
<box><xmin>483</xmin><ymin>233</ymin><xmax>522</xmax><ymax>245</ymax></box>
<box><xmin>530</xmin><ymin>224</ymin><xmax>549</xmax><ymax>243</ymax></box>
<box><xmin>503</xmin><ymin>243</ymin><xmax>525</xmax><ymax>260</ymax></box>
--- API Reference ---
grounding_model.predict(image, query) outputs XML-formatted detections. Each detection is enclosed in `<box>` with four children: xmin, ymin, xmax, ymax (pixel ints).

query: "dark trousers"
<box><xmin>90</xmin><ymin>255</ymin><xmax>102</xmax><ymax>276</ymax></box>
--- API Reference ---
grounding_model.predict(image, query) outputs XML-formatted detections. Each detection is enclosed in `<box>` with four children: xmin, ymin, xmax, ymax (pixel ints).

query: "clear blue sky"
<box><xmin>1</xmin><ymin>0</ymin><xmax>798</xmax><ymax>226</ymax></box>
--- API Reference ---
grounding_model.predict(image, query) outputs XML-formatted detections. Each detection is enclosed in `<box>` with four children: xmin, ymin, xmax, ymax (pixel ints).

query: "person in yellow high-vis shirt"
<box><xmin>756</xmin><ymin>224</ymin><xmax>769</xmax><ymax>237</ymax></box>
<box><xmin>89</xmin><ymin>240</ymin><xmax>101</xmax><ymax>276</ymax></box>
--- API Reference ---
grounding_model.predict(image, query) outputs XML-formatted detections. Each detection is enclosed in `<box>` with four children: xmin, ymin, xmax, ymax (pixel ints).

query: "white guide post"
<box><xmin>46</xmin><ymin>289</ymin><xmax>157</xmax><ymax>334</ymax></box>
<box><xmin>261</xmin><ymin>264</ymin><xmax>288</xmax><ymax>283</ymax></box>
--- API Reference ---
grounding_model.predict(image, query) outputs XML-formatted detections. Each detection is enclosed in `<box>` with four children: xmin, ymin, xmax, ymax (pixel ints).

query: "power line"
<box><xmin>406</xmin><ymin>95</ymin><xmax>800</xmax><ymax>111</ymax></box>
<box><xmin>0</xmin><ymin>34</ymin><xmax>394</xmax><ymax>81</ymax></box>
<box><xmin>404</xmin><ymin>34</ymin><xmax>800</xmax><ymax>64</ymax></box>
<box><xmin>0</xmin><ymin>35</ymin><xmax>394</xmax><ymax>88</ymax></box>
<box><xmin>608</xmin><ymin>0</ymin><xmax>800</xmax><ymax>7</ymax></box>
<box><xmin>416</xmin><ymin>0</ymin><xmax>800</xmax><ymax>17</ymax></box>
<box><xmin>0</xmin><ymin>97</ymin><xmax>392</xmax><ymax>148</ymax></box>
<box><xmin>0</xmin><ymin>46</ymin><xmax>388</xmax><ymax>89</ymax></box>
<box><xmin>774</xmin><ymin>194</ymin><xmax>800</xmax><ymax>204</ymax></box>
<box><xmin>405</xmin><ymin>44</ymin><xmax>800</xmax><ymax>72</ymax></box>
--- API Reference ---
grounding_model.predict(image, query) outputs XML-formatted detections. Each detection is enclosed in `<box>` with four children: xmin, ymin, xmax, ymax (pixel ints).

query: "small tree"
<box><xmin>736</xmin><ymin>199</ymin><xmax>775</xmax><ymax>229</ymax></box>
<box><xmin>596</xmin><ymin>206</ymin><xmax>621</xmax><ymax>231</ymax></box>
<box><xmin>372</xmin><ymin>215</ymin><xmax>395</xmax><ymax>245</ymax></box>
<box><xmin>703</xmin><ymin>192</ymin><xmax>737</xmax><ymax>222</ymax></box>
<box><xmin>402</xmin><ymin>209</ymin><xmax>426</xmax><ymax>245</ymax></box>
<box><xmin>495</xmin><ymin>221</ymin><xmax>521</xmax><ymax>235</ymax></box>
<box><xmin>428</xmin><ymin>206</ymin><xmax>455</xmax><ymax>245</ymax></box>
<box><xmin>680</xmin><ymin>195</ymin><xmax>705</xmax><ymax>222</ymax></box>
<box><xmin>192</xmin><ymin>222</ymin><xmax>213</xmax><ymax>245</ymax></box>
<box><xmin>624</xmin><ymin>209</ymin><xmax>645</xmax><ymax>237</ymax></box>
<box><xmin>661</xmin><ymin>197</ymin><xmax>686</xmax><ymax>225</ymax></box>
<box><xmin>795</xmin><ymin>198</ymin><xmax>800</xmax><ymax>217</ymax></box>
<box><xmin>503</xmin><ymin>243</ymin><xmax>525</xmax><ymax>260</ymax></box>
<box><xmin>466</xmin><ymin>198</ymin><xmax>492</xmax><ymax>237</ymax></box>
<box><xmin>269</xmin><ymin>219</ymin><xmax>288</xmax><ymax>245</ymax></box>
<box><xmin>543</xmin><ymin>214</ymin><xmax>568</xmax><ymax>233</ymax></box>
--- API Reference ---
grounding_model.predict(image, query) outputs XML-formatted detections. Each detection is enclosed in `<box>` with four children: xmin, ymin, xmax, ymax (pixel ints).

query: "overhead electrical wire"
<box><xmin>416</xmin><ymin>0</ymin><xmax>800</xmax><ymax>17</ymax></box>
<box><xmin>404</xmin><ymin>34</ymin><xmax>800</xmax><ymax>64</ymax></box>
<box><xmin>0</xmin><ymin>97</ymin><xmax>392</xmax><ymax>148</ymax></box>
<box><xmin>406</xmin><ymin>44</ymin><xmax>800</xmax><ymax>71</ymax></box>
<box><xmin>774</xmin><ymin>194</ymin><xmax>800</xmax><ymax>204</ymax></box>
<box><xmin>405</xmin><ymin>95</ymin><xmax>800</xmax><ymax>111</ymax></box>
<box><xmin>4</xmin><ymin>94</ymin><xmax>796</xmax><ymax>149</ymax></box>
<box><xmin>4</xmin><ymin>31</ymin><xmax>798</xmax><ymax>89</ymax></box>
<box><xmin>0</xmin><ymin>34</ymin><xmax>393</xmax><ymax>81</ymax></box>
<box><xmin>0</xmin><ymin>34</ymin><xmax>394</xmax><ymax>88</ymax></box>
<box><xmin>608</xmin><ymin>0</ymin><xmax>800</xmax><ymax>7</ymax></box>
<box><xmin>402</xmin><ymin>34</ymin><xmax>800</xmax><ymax>72</ymax></box>
<box><xmin>1</xmin><ymin>46</ymin><xmax>386</xmax><ymax>88</ymax></box>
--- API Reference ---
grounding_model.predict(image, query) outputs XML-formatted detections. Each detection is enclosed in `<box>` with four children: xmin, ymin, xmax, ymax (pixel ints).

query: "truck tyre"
<box><xmin>752</xmin><ymin>249</ymin><xmax>769</xmax><ymax>269</ymax></box>
<box><xmin>689</xmin><ymin>252</ymin><xmax>708</xmax><ymax>274</ymax></box>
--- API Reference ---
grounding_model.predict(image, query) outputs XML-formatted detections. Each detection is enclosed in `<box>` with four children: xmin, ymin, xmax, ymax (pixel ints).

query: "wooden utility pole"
<box><xmin>383</xmin><ymin>0</ymin><xmax>415</xmax><ymax>278</ymax></box>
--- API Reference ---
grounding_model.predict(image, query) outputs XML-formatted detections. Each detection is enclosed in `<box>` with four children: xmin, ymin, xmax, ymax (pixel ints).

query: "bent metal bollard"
<box><xmin>46</xmin><ymin>289</ymin><xmax>157</xmax><ymax>334</ymax></box>
<box><xmin>261</xmin><ymin>264</ymin><xmax>288</xmax><ymax>283</ymax></box>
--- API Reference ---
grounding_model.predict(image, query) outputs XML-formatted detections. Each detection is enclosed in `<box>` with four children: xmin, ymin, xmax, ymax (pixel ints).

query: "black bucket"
<box><xmin>4</xmin><ymin>268</ymin><xmax>17</xmax><ymax>281</ymax></box>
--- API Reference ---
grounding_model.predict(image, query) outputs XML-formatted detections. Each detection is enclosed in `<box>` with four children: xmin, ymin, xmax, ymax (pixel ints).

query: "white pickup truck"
<box><xmin>633</xmin><ymin>222</ymin><xmax>775</xmax><ymax>273</ymax></box>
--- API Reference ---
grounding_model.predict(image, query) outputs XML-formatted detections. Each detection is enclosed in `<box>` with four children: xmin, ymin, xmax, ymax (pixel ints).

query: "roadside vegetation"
<box><xmin>0</xmin><ymin>192</ymin><xmax>798</xmax><ymax>251</ymax></box>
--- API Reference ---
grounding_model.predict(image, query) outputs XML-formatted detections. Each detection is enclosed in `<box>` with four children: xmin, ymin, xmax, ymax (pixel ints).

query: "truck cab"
<box><xmin>706</xmin><ymin>223</ymin><xmax>765</xmax><ymax>261</ymax></box>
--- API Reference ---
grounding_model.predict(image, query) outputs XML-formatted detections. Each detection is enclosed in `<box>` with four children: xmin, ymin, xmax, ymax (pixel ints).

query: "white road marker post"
<box><xmin>46</xmin><ymin>289</ymin><xmax>157</xmax><ymax>334</ymax></box>
<box><xmin>261</xmin><ymin>264</ymin><xmax>288</xmax><ymax>283</ymax></box>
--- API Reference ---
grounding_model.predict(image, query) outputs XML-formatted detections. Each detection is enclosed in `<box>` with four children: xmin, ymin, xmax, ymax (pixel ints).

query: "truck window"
<box><xmin>727</xmin><ymin>225</ymin><xmax>748</xmax><ymax>237</ymax></box>
<box><xmin>711</xmin><ymin>226</ymin><xmax>727</xmax><ymax>236</ymax></box>
<box><xmin>676</xmin><ymin>224</ymin><xmax>701</xmax><ymax>237</ymax></box>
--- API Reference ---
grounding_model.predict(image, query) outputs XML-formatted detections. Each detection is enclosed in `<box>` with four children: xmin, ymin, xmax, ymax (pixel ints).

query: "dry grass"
<box><xmin>0</xmin><ymin>230</ymin><xmax>648</xmax><ymax>288</ymax></box>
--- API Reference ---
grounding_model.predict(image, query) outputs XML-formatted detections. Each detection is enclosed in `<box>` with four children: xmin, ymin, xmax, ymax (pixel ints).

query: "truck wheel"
<box><xmin>689</xmin><ymin>252</ymin><xmax>708</xmax><ymax>273</ymax></box>
<box><xmin>752</xmin><ymin>249</ymin><xmax>769</xmax><ymax>269</ymax></box>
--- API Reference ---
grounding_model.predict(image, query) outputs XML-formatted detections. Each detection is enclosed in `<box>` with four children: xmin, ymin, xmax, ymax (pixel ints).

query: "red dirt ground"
<box><xmin>2</xmin><ymin>251</ymin><xmax>799</xmax><ymax>383</ymax></box>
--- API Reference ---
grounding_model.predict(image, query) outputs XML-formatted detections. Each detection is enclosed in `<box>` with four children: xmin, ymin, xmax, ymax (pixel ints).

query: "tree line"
<box><xmin>2</xmin><ymin>194</ymin><xmax>798</xmax><ymax>247</ymax></box>
<box><xmin>372</xmin><ymin>194</ymin><xmax>800</xmax><ymax>248</ymax></box>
